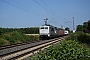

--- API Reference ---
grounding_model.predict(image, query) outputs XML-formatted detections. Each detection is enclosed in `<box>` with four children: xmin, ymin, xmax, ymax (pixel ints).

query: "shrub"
<box><xmin>77</xmin><ymin>32</ymin><xmax>90</xmax><ymax>44</ymax></box>
<box><xmin>0</xmin><ymin>38</ymin><xmax>10</xmax><ymax>46</ymax></box>
<box><xmin>31</xmin><ymin>40</ymin><xmax>90</xmax><ymax>60</ymax></box>
<box><xmin>1</xmin><ymin>31</ymin><xmax>25</xmax><ymax>44</ymax></box>
<box><xmin>66</xmin><ymin>32</ymin><xmax>90</xmax><ymax>44</ymax></box>
<box><xmin>0</xmin><ymin>31</ymin><xmax>39</xmax><ymax>46</ymax></box>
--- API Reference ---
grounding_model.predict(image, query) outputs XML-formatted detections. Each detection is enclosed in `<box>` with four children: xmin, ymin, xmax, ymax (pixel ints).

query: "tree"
<box><xmin>87</xmin><ymin>20</ymin><xmax>90</xmax><ymax>33</ymax></box>
<box><xmin>0</xmin><ymin>27</ymin><xmax>3</xmax><ymax>35</ymax></box>
<box><xmin>76</xmin><ymin>25</ymin><xmax>83</xmax><ymax>31</ymax></box>
<box><xmin>83</xmin><ymin>22</ymin><xmax>89</xmax><ymax>33</ymax></box>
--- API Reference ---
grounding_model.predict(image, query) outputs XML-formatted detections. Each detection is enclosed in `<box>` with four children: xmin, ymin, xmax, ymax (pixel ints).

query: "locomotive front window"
<box><xmin>45</xmin><ymin>27</ymin><xmax>48</xmax><ymax>29</ymax></box>
<box><xmin>41</xmin><ymin>27</ymin><xmax>44</xmax><ymax>29</ymax></box>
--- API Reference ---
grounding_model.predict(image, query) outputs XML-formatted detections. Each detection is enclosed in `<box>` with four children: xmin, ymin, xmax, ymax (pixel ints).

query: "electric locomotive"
<box><xmin>39</xmin><ymin>24</ymin><xmax>58</xmax><ymax>39</ymax></box>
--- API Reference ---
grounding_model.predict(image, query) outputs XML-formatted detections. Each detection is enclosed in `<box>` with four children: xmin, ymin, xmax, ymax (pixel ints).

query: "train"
<box><xmin>39</xmin><ymin>24</ymin><xmax>69</xmax><ymax>39</ymax></box>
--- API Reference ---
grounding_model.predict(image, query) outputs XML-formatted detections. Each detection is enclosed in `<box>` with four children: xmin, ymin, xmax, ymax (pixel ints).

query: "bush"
<box><xmin>0</xmin><ymin>38</ymin><xmax>10</xmax><ymax>46</ymax></box>
<box><xmin>1</xmin><ymin>31</ymin><xmax>25</xmax><ymax>44</ymax></box>
<box><xmin>0</xmin><ymin>31</ymin><xmax>39</xmax><ymax>46</ymax></box>
<box><xmin>66</xmin><ymin>32</ymin><xmax>90</xmax><ymax>44</ymax></box>
<box><xmin>31</xmin><ymin>40</ymin><xmax>90</xmax><ymax>60</ymax></box>
<box><xmin>77</xmin><ymin>32</ymin><xmax>90</xmax><ymax>44</ymax></box>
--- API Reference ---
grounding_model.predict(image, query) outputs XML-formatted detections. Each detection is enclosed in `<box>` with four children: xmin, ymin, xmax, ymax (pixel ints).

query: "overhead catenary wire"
<box><xmin>1</xmin><ymin>0</ymin><xmax>44</xmax><ymax>18</ymax></box>
<box><xmin>40</xmin><ymin>0</ymin><xmax>57</xmax><ymax>16</ymax></box>
<box><xmin>40</xmin><ymin>0</ymin><xmax>61</xmax><ymax>23</ymax></box>
<box><xmin>40</xmin><ymin>0</ymin><xmax>73</xmax><ymax>24</ymax></box>
<box><xmin>33</xmin><ymin>0</ymin><xmax>54</xmax><ymax>15</ymax></box>
<box><xmin>12</xmin><ymin>0</ymin><xmax>44</xmax><ymax>18</ymax></box>
<box><xmin>2</xmin><ymin>0</ymin><xmax>73</xmax><ymax>25</ymax></box>
<box><xmin>33</xmin><ymin>0</ymin><xmax>61</xmax><ymax>25</ymax></box>
<box><xmin>40</xmin><ymin>0</ymin><xmax>53</xmax><ymax>12</ymax></box>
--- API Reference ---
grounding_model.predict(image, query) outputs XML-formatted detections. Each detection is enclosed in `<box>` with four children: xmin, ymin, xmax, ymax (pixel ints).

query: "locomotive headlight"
<box><xmin>48</xmin><ymin>33</ymin><xmax>50</xmax><ymax>37</ymax></box>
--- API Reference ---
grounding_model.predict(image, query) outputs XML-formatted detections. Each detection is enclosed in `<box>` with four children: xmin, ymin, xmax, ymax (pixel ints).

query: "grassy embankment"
<box><xmin>0</xmin><ymin>31</ymin><xmax>39</xmax><ymax>46</ymax></box>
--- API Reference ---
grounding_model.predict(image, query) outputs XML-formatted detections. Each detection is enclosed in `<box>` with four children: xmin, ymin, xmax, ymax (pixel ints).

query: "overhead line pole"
<box><xmin>72</xmin><ymin>17</ymin><xmax>75</xmax><ymax>30</ymax></box>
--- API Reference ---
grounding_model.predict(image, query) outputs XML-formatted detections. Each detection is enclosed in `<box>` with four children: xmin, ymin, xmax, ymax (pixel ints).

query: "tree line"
<box><xmin>76</xmin><ymin>20</ymin><xmax>90</xmax><ymax>33</ymax></box>
<box><xmin>0</xmin><ymin>27</ymin><xmax>39</xmax><ymax>35</ymax></box>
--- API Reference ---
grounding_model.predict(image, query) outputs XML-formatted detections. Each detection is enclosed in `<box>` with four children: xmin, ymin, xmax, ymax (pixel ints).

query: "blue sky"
<box><xmin>0</xmin><ymin>0</ymin><xmax>90</xmax><ymax>30</ymax></box>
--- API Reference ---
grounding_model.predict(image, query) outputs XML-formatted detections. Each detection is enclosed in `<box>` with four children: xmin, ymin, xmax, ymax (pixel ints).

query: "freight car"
<box><xmin>59</xmin><ymin>29</ymin><xmax>65</xmax><ymax>36</ymax></box>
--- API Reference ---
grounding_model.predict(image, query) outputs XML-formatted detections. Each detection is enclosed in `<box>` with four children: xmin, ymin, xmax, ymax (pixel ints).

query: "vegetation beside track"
<box><xmin>0</xmin><ymin>31</ymin><xmax>39</xmax><ymax>46</ymax></box>
<box><xmin>67</xmin><ymin>31</ymin><xmax>90</xmax><ymax>44</ymax></box>
<box><xmin>31</xmin><ymin>32</ymin><xmax>90</xmax><ymax>60</ymax></box>
<box><xmin>0</xmin><ymin>27</ymin><xmax>39</xmax><ymax>34</ymax></box>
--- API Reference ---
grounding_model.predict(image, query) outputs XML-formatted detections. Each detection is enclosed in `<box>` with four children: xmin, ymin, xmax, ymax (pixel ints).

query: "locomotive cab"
<box><xmin>39</xmin><ymin>25</ymin><xmax>58</xmax><ymax>39</ymax></box>
<box><xmin>39</xmin><ymin>26</ymin><xmax>50</xmax><ymax>39</ymax></box>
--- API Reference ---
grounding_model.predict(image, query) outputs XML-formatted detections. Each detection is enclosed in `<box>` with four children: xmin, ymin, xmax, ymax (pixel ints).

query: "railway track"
<box><xmin>0</xmin><ymin>36</ymin><xmax>67</xmax><ymax>60</ymax></box>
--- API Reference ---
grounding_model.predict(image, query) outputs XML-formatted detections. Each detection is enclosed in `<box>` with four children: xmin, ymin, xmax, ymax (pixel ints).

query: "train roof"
<box><xmin>42</xmin><ymin>24</ymin><xmax>52</xmax><ymax>26</ymax></box>
<box><xmin>41</xmin><ymin>24</ymin><xmax>58</xmax><ymax>29</ymax></box>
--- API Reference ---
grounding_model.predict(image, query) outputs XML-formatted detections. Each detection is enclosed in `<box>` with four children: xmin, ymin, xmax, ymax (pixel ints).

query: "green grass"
<box><xmin>0</xmin><ymin>31</ymin><xmax>39</xmax><ymax>46</ymax></box>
